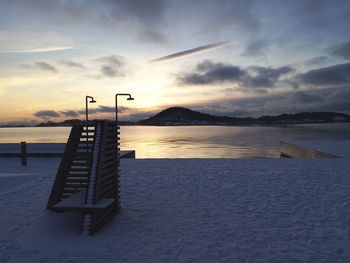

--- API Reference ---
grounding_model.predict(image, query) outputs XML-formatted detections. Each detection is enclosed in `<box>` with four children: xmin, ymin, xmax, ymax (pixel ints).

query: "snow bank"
<box><xmin>286</xmin><ymin>140</ymin><xmax>350</xmax><ymax>157</ymax></box>
<box><xmin>0</xmin><ymin>158</ymin><xmax>349</xmax><ymax>262</ymax></box>
<box><xmin>0</xmin><ymin>143</ymin><xmax>65</xmax><ymax>154</ymax></box>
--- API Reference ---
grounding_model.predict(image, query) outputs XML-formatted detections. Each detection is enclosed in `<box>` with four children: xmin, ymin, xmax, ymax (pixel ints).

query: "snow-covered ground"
<box><xmin>0</xmin><ymin>158</ymin><xmax>349</xmax><ymax>262</ymax></box>
<box><xmin>0</xmin><ymin>143</ymin><xmax>65</xmax><ymax>153</ymax></box>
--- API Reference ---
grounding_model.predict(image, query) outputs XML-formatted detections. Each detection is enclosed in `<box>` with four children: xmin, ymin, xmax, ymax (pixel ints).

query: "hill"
<box><xmin>6</xmin><ymin>107</ymin><xmax>348</xmax><ymax>127</ymax></box>
<box><xmin>138</xmin><ymin>107</ymin><xmax>350</xmax><ymax>125</ymax></box>
<box><xmin>138</xmin><ymin>107</ymin><xmax>253</xmax><ymax>125</ymax></box>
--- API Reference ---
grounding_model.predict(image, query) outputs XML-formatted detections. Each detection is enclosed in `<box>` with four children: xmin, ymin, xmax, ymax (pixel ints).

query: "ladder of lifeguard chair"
<box><xmin>46</xmin><ymin>124</ymin><xmax>96</xmax><ymax>209</ymax></box>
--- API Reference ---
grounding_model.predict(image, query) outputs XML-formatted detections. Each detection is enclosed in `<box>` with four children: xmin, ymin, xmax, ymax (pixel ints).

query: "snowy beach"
<box><xmin>3</xmin><ymin>0</ymin><xmax>350</xmax><ymax>261</ymax></box>
<box><xmin>0</xmin><ymin>157</ymin><xmax>349</xmax><ymax>262</ymax></box>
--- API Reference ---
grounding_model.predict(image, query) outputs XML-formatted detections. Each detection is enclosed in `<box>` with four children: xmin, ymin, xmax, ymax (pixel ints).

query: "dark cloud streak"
<box><xmin>60</xmin><ymin>110</ymin><xmax>79</xmax><ymax>117</ymax></box>
<box><xmin>177</xmin><ymin>60</ymin><xmax>293</xmax><ymax>91</ymax></box>
<box><xmin>330</xmin><ymin>41</ymin><xmax>350</xmax><ymax>60</ymax></box>
<box><xmin>299</xmin><ymin>62</ymin><xmax>350</xmax><ymax>86</ymax></box>
<box><xmin>97</xmin><ymin>55</ymin><xmax>127</xmax><ymax>78</ymax></box>
<box><xmin>178</xmin><ymin>60</ymin><xmax>245</xmax><ymax>85</ymax></box>
<box><xmin>60</xmin><ymin>60</ymin><xmax>85</xmax><ymax>69</ymax></box>
<box><xmin>149</xmin><ymin>41</ymin><xmax>233</xmax><ymax>63</ymax></box>
<box><xmin>21</xmin><ymin>61</ymin><xmax>58</xmax><ymax>73</ymax></box>
<box><xmin>34</xmin><ymin>110</ymin><xmax>60</xmax><ymax>119</ymax></box>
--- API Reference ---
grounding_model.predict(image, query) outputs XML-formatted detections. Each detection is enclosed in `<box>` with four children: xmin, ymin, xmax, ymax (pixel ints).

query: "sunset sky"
<box><xmin>1</xmin><ymin>0</ymin><xmax>350</xmax><ymax>125</ymax></box>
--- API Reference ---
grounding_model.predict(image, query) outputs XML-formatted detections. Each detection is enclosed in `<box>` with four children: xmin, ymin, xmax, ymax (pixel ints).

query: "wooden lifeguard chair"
<box><xmin>46</xmin><ymin>121</ymin><xmax>120</xmax><ymax>235</ymax></box>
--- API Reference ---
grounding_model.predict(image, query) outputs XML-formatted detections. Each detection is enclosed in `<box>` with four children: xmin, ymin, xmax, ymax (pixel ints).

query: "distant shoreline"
<box><xmin>1</xmin><ymin>120</ymin><xmax>350</xmax><ymax>128</ymax></box>
<box><xmin>2</xmin><ymin>107</ymin><xmax>350</xmax><ymax>128</ymax></box>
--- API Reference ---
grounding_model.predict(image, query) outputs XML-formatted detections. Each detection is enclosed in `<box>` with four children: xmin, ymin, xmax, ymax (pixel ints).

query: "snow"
<box><xmin>0</xmin><ymin>143</ymin><xmax>66</xmax><ymax>153</ymax></box>
<box><xmin>0</xmin><ymin>158</ymin><xmax>60</xmax><ymax>194</ymax></box>
<box><xmin>0</xmin><ymin>158</ymin><xmax>349</xmax><ymax>262</ymax></box>
<box><xmin>0</xmin><ymin>143</ymin><xmax>135</xmax><ymax>159</ymax></box>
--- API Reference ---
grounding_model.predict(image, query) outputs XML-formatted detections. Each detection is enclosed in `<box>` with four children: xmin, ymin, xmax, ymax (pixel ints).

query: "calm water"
<box><xmin>0</xmin><ymin>124</ymin><xmax>350</xmax><ymax>158</ymax></box>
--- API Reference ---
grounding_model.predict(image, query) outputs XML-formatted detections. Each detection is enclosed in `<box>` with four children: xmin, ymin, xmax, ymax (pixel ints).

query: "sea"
<box><xmin>0</xmin><ymin>123</ymin><xmax>350</xmax><ymax>158</ymax></box>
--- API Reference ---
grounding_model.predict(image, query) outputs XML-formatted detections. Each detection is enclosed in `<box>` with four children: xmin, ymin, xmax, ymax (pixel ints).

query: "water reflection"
<box><xmin>0</xmin><ymin>124</ymin><xmax>350</xmax><ymax>158</ymax></box>
<box><xmin>120</xmin><ymin>124</ymin><xmax>350</xmax><ymax>158</ymax></box>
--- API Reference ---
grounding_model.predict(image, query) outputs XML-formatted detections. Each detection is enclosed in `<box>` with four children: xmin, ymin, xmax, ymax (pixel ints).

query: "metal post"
<box><xmin>21</xmin><ymin>141</ymin><xmax>27</xmax><ymax>166</ymax></box>
<box><xmin>85</xmin><ymin>96</ymin><xmax>89</xmax><ymax>152</ymax></box>
<box><xmin>85</xmin><ymin>96</ymin><xmax>89</xmax><ymax>122</ymax></box>
<box><xmin>85</xmin><ymin>96</ymin><xmax>96</xmax><ymax>153</ymax></box>
<box><xmin>115</xmin><ymin>94</ymin><xmax>119</xmax><ymax>126</ymax></box>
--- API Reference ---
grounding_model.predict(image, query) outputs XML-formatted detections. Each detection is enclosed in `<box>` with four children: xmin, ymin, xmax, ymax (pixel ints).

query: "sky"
<box><xmin>1</xmin><ymin>0</ymin><xmax>350</xmax><ymax>125</ymax></box>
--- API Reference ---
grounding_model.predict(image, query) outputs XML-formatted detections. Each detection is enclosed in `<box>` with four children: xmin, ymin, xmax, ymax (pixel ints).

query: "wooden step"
<box><xmin>64</xmin><ymin>183</ymin><xmax>87</xmax><ymax>187</ymax></box>
<box><xmin>63</xmin><ymin>188</ymin><xmax>87</xmax><ymax>194</ymax></box>
<box><xmin>69</xmin><ymin>167</ymin><xmax>89</xmax><ymax>172</ymax></box>
<box><xmin>65</xmin><ymin>177</ymin><xmax>89</xmax><ymax>183</ymax></box>
<box><xmin>80</xmin><ymin>137</ymin><xmax>95</xmax><ymax>140</ymax></box>
<box><xmin>52</xmin><ymin>191</ymin><xmax>116</xmax><ymax>212</ymax></box>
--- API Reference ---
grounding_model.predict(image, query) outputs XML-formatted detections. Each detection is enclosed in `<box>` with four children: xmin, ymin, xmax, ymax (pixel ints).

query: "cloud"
<box><xmin>101</xmin><ymin>66</ymin><xmax>119</xmax><ymax>78</ymax></box>
<box><xmin>149</xmin><ymin>41</ymin><xmax>234</xmax><ymax>63</ymax></box>
<box><xmin>288</xmin><ymin>91</ymin><xmax>324</xmax><ymax>104</ymax></box>
<box><xmin>241</xmin><ymin>39</ymin><xmax>268</xmax><ymax>57</ymax></box>
<box><xmin>330</xmin><ymin>41</ymin><xmax>350</xmax><ymax>60</ymax></box>
<box><xmin>0</xmin><ymin>46</ymin><xmax>74</xmax><ymax>53</ymax></box>
<box><xmin>177</xmin><ymin>60</ymin><xmax>293</xmax><ymax>91</ymax></box>
<box><xmin>127</xmin><ymin>112</ymin><xmax>155</xmax><ymax>121</ymax></box>
<box><xmin>194</xmin><ymin>86</ymin><xmax>350</xmax><ymax>117</ymax></box>
<box><xmin>108</xmin><ymin>0</ymin><xmax>166</xmax><ymax>26</ymax></box>
<box><xmin>34</xmin><ymin>110</ymin><xmax>60</xmax><ymax>119</ymax></box>
<box><xmin>96</xmin><ymin>106</ymin><xmax>115</xmax><ymax>113</ymax></box>
<box><xmin>262</xmin><ymin>88</ymin><xmax>350</xmax><ymax>114</ymax></box>
<box><xmin>60</xmin><ymin>110</ymin><xmax>79</xmax><ymax>117</ymax></box>
<box><xmin>35</xmin><ymin>62</ymin><xmax>57</xmax><ymax>72</ymax></box>
<box><xmin>303</xmin><ymin>56</ymin><xmax>331</xmax><ymax>67</ymax></box>
<box><xmin>21</xmin><ymin>61</ymin><xmax>58</xmax><ymax>73</ymax></box>
<box><xmin>77</xmin><ymin>105</ymin><xmax>130</xmax><ymax>115</ymax></box>
<box><xmin>97</xmin><ymin>55</ymin><xmax>127</xmax><ymax>78</ymax></box>
<box><xmin>246</xmin><ymin>66</ymin><xmax>294</xmax><ymax>88</ymax></box>
<box><xmin>2</xmin><ymin>0</ymin><xmax>166</xmax><ymax>27</ymax></box>
<box><xmin>191</xmin><ymin>1</ymin><xmax>259</xmax><ymax>35</ymax></box>
<box><xmin>139</xmin><ymin>30</ymin><xmax>168</xmax><ymax>44</ymax></box>
<box><xmin>178</xmin><ymin>60</ymin><xmax>245</xmax><ymax>85</ymax></box>
<box><xmin>1</xmin><ymin>0</ymin><xmax>168</xmax><ymax>46</ymax></box>
<box><xmin>117</xmin><ymin>106</ymin><xmax>129</xmax><ymax>113</ymax></box>
<box><xmin>299</xmin><ymin>62</ymin><xmax>350</xmax><ymax>86</ymax></box>
<box><xmin>3</xmin><ymin>119</ymin><xmax>38</xmax><ymax>126</ymax></box>
<box><xmin>97</xmin><ymin>106</ymin><xmax>129</xmax><ymax>113</ymax></box>
<box><xmin>60</xmin><ymin>60</ymin><xmax>85</xmax><ymax>69</ymax></box>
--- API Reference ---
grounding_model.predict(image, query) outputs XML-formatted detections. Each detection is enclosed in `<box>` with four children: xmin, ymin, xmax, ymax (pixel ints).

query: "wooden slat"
<box><xmin>98</xmin><ymin>163</ymin><xmax>116</xmax><ymax>175</ymax></box>
<box><xmin>63</xmin><ymin>188</ymin><xmax>87</xmax><ymax>194</ymax></box>
<box><xmin>65</xmin><ymin>178</ymin><xmax>88</xmax><ymax>184</ymax></box>
<box><xmin>68</xmin><ymin>173</ymin><xmax>89</xmax><ymax>178</ymax></box>
<box><xmin>69</xmin><ymin>169</ymin><xmax>89</xmax><ymax>173</ymax></box>
<box><xmin>90</xmin><ymin>206</ymin><xmax>117</xmax><ymax>234</ymax></box>
<box><xmin>80</xmin><ymin>135</ymin><xmax>95</xmax><ymax>139</ymax></box>
<box><xmin>66</xmin><ymin>182</ymin><xmax>88</xmax><ymax>187</ymax></box>
<box><xmin>97</xmin><ymin>176</ymin><xmax>116</xmax><ymax>191</ymax></box>
<box><xmin>100</xmin><ymin>155</ymin><xmax>117</xmax><ymax>166</ymax></box>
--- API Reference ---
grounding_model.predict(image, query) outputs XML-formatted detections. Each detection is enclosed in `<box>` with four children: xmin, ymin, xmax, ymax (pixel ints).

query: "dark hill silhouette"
<box><xmin>31</xmin><ymin>107</ymin><xmax>350</xmax><ymax>127</ymax></box>
<box><xmin>138</xmin><ymin>107</ymin><xmax>253</xmax><ymax>125</ymax></box>
<box><xmin>138</xmin><ymin>107</ymin><xmax>350</xmax><ymax>125</ymax></box>
<box><xmin>258</xmin><ymin>112</ymin><xmax>350</xmax><ymax>123</ymax></box>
